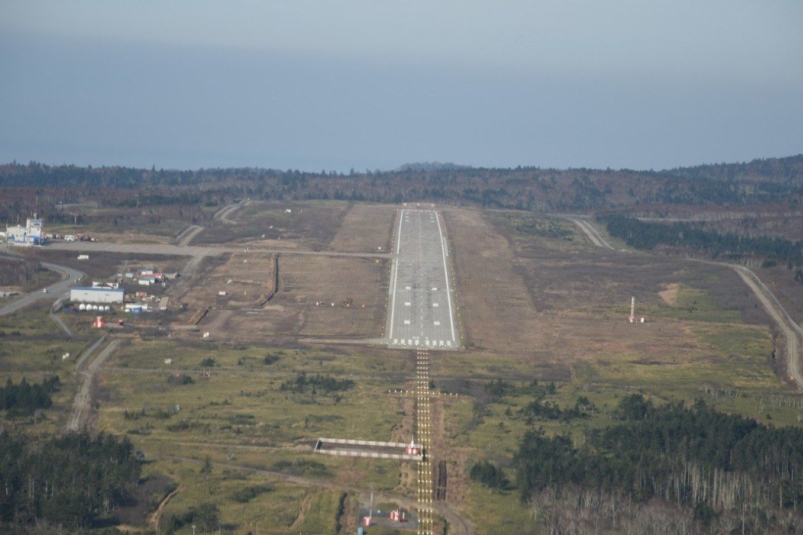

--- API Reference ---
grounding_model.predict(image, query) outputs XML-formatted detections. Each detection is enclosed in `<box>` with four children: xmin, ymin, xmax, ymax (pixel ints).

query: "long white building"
<box><xmin>71</xmin><ymin>286</ymin><xmax>124</xmax><ymax>304</ymax></box>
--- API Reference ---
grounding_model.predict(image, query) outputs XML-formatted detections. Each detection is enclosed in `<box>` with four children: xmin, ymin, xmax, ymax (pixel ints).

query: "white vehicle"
<box><xmin>64</xmin><ymin>235</ymin><xmax>77</xmax><ymax>242</ymax></box>
<box><xmin>42</xmin><ymin>288</ymin><xmax>48</xmax><ymax>293</ymax></box>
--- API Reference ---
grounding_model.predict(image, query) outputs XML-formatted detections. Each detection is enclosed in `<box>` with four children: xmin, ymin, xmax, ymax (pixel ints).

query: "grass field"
<box><xmin>0</xmin><ymin>301</ymin><xmax>101</xmax><ymax>432</ymax></box>
<box><xmin>91</xmin><ymin>337</ymin><xmax>413</xmax><ymax>532</ymax></box>
<box><xmin>48</xmin><ymin>208</ymin><xmax>197</xmax><ymax>242</ymax></box>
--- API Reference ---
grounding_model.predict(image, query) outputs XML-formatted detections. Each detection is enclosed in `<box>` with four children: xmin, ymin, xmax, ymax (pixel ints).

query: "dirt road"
<box><xmin>146</xmin><ymin>485</ymin><xmax>182</xmax><ymax>532</ymax></box>
<box><xmin>49</xmin><ymin>307</ymin><xmax>72</xmax><ymax>337</ymax></box>
<box><xmin>66</xmin><ymin>338</ymin><xmax>121</xmax><ymax>432</ymax></box>
<box><xmin>175</xmin><ymin>224</ymin><xmax>205</xmax><ymax>246</ymax></box>
<box><xmin>214</xmin><ymin>200</ymin><xmax>248</xmax><ymax>225</ymax></box>
<box><xmin>733</xmin><ymin>266</ymin><xmax>803</xmax><ymax>388</ymax></box>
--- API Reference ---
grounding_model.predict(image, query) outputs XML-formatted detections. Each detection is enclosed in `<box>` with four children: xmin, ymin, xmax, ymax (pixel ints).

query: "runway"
<box><xmin>386</xmin><ymin>209</ymin><xmax>457</xmax><ymax>350</ymax></box>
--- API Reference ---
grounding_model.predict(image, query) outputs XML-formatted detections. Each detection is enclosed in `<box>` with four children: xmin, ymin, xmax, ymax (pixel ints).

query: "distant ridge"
<box><xmin>2</xmin><ymin>153</ymin><xmax>803</xmax><ymax>216</ymax></box>
<box><xmin>395</xmin><ymin>162</ymin><xmax>471</xmax><ymax>172</ymax></box>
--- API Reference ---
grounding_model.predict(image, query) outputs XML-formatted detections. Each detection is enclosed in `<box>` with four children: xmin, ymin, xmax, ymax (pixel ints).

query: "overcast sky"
<box><xmin>1</xmin><ymin>1</ymin><xmax>802</xmax><ymax>172</ymax></box>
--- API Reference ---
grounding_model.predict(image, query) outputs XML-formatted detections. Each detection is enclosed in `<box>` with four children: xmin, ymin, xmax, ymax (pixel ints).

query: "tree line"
<box><xmin>3</xmin><ymin>155</ymin><xmax>803</xmax><ymax>219</ymax></box>
<box><xmin>0</xmin><ymin>258</ymin><xmax>47</xmax><ymax>289</ymax></box>
<box><xmin>0</xmin><ymin>377</ymin><xmax>60</xmax><ymax>416</ymax></box>
<box><xmin>604</xmin><ymin>214</ymin><xmax>803</xmax><ymax>264</ymax></box>
<box><xmin>0</xmin><ymin>431</ymin><xmax>141</xmax><ymax>531</ymax></box>
<box><xmin>516</xmin><ymin>395</ymin><xmax>803</xmax><ymax>519</ymax></box>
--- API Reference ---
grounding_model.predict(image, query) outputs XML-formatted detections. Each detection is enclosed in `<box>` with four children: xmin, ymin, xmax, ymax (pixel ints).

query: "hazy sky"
<box><xmin>1</xmin><ymin>1</ymin><xmax>802</xmax><ymax>172</ymax></box>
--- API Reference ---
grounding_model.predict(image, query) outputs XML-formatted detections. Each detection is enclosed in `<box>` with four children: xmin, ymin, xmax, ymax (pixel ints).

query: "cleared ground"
<box><xmin>443</xmin><ymin>208</ymin><xmax>539</xmax><ymax>355</ymax></box>
<box><xmin>444</xmin><ymin>209</ymin><xmax>775</xmax><ymax>380</ymax></box>
<box><xmin>328</xmin><ymin>203</ymin><xmax>396</xmax><ymax>253</ymax></box>
<box><xmin>181</xmin><ymin>252</ymin><xmax>277</xmax><ymax>310</ymax></box>
<box><xmin>195</xmin><ymin>200</ymin><xmax>349</xmax><ymax>250</ymax></box>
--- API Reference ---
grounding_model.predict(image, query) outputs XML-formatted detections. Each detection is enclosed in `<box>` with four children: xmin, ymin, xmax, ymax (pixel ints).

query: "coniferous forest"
<box><xmin>0</xmin><ymin>377</ymin><xmax>60</xmax><ymax>416</ymax></box>
<box><xmin>604</xmin><ymin>215</ymin><xmax>803</xmax><ymax>264</ymax></box>
<box><xmin>0</xmin><ymin>431</ymin><xmax>141</xmax><ymax>532</ymax></box>
<box><xmin>513</xmin><ymin>395</ymin><xmax>803</xmax><ymax>534</ymax></box>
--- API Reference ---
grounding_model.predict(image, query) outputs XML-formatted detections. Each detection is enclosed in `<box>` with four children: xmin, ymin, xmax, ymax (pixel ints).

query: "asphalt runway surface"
<box><xmin>386</xmin><ymin>209</ymin><xmax>457</xmax><ymax>350</ymax></box>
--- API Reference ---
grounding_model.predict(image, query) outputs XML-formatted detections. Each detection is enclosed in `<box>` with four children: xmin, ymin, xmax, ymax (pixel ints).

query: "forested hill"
<box><xmin>1</xmin><ymin>154</ymin><xmax>802</xmax><ymax>215</ymax></box>
<box><xmin>663</xmin><ymin>154</ymin><xmax>803</xmax><ymax>182</ymax></box>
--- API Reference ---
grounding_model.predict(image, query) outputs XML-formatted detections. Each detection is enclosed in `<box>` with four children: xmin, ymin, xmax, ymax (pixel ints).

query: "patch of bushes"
<box><xmin>231</xmin><ymin>484</ymin><xmax>273</xmax><ymax>503</ymax></box>
<box><xmin>167</xmin><ymin>374</ymin><xmax>193</xmax><ymax>385</ymax></box>
<box><xmin>279</xmin><ymin>372</ymin><xmax>354</xmax><ymax>394</ymax></box>
<box><xmin>469</xmin><ymin>460</ymin><xmax>510</xmax><ymax>490</ymax></box>
<box><xmin>164</xmin><ymin>503</ymin><xmax>220</xmax><ymax>534</ymax></box>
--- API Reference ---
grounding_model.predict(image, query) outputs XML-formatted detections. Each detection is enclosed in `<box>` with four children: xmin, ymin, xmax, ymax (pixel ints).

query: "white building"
<box><xmin>71</xmin><ymin>286</ymin><xmax>124</xmax><ymax>304</ymax></box>
<box><xmin>6</xmin><ymin>217</ymin><xmax>45</xmax><ymax>246</ymax></box>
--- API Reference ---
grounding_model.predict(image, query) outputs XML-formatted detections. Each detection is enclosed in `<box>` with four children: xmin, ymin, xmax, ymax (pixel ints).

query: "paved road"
<box><xmin>0</xmin><ymin>259</ymin><xmax>85</xmax><ymax>317</ymax></box>
<box><xmin>44</xmin><ymin>241</ymin><xmax>391</xmax><ymax>259</ymax></box>
<box><xmin>567</xmin><ymin>217</ymin><xmax>613</xmax><ymax>249</ymax></box>
<box><xmin>386</xmin><ymin>209</ymin><xmax>457</xmax><ymax>350</ymax></box>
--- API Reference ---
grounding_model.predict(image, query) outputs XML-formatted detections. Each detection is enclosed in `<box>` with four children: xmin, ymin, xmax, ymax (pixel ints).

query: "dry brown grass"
<box><xmin>659</xmin><ymin>282</ymin><xmax>680</xmax><ymax>305</ymax></box>
<box><xmin>196</xmin><ymin>200</ymin><xmax>349</xmax><ymax>250</ymax></box>
<box><xmin>182</xmin><ymin>252</ymin><xmax>276</xmax><ymax>310</ymax></box>
<box><xmin>189</xmin><ymin>254</ymin><xmax>389</xmax><ymax>341</ymax></box>
<box><xmin>328</xmin><ymin>203</ymin><xmax>396</xmax><ymax>253</ymax></box>
<box><xmin>276</xmin><ymin>255</ymin><xmax>388</xmax><ymax>338</ymax></box>
<box><xmin>193</xmin><ymin>307</ymin><xmax>299</xmax><ymax>342</ymax></box>
<box><xmin>441</xmin><ymin>208</ymin><xmax>779</xmax><ymax>389</ymax></box>
<box><xmin>171</xmin><ymin>203</ymin><xmax>394</xmax><ymax>341</ymax></box>
<box><xmin>443</xmin><ymin>208</ymin><xmax>540</xmax><ymax>355</ymax></box>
